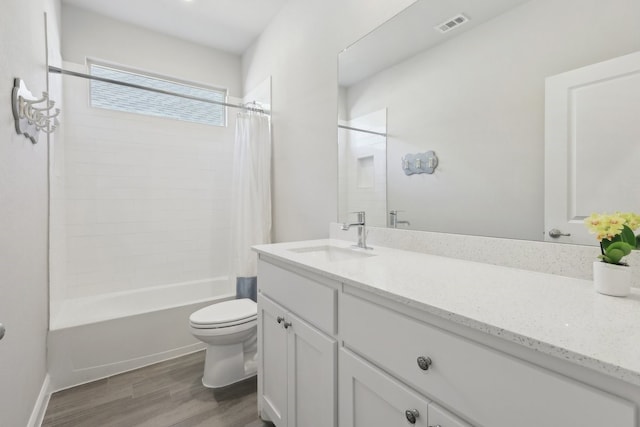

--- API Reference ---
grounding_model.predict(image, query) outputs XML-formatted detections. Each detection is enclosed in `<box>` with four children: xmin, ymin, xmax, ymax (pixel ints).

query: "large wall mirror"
<box><xmin>338</xmin><ymin>0</ymin><xmax>640</xmax><ymax>245</ymax></box>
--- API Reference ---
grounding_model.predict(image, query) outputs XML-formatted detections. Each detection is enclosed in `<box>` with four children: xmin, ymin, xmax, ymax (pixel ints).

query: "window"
<box><xmin>89</xmin><ymin>63</ymin><xmax>226</xmax><ymax>126</ymax></box>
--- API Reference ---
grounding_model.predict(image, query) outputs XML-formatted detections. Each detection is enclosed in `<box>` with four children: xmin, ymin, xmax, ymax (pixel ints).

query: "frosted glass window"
<box><xmin>90</xmin><ymin>63</ymin><xmax>226</xmax><ymax>126</ymax></box>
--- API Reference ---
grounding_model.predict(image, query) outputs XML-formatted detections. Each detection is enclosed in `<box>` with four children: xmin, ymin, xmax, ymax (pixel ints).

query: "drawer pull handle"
<box><xmin>277</xmin><ymin>316</ymin><xmax>284</xmax><ymax>324</ymax></box>
<box><xmin>417</xmin><ymin>356</ymin><xmax>432</xmax><ymax>371</ymax></box>
<box><xmin>283</xmin><ymin>321</ymin><xmax>292</xmax><ymax>329</ymax></box>
<box><xmin>429</xmin><ymin>425</ymin><xmax>442</xmax><ymax>427</ymax></box>
<box><xmin>405</xmin><ymin>409</ymin><xmax>420</xmax><ymax>424</ymax></box>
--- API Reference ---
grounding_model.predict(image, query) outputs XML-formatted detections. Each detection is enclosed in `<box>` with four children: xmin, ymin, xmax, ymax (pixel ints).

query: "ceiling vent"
<box><xmin>435</xmin><ymin>14</ymin><xmax>469</xmax><ymax>34</ymax></box>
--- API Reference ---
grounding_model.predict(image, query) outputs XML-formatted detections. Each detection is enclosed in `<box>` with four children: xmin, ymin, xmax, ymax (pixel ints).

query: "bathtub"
<box><xmin>48</xmin><ymin>277</ymin><xmax>234</xmax><ymax>391</ymax></box>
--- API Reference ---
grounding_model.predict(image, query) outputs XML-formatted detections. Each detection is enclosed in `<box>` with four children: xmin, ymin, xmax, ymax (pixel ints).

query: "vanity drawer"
<box><xmin>340</xmin><ymin>293</ymin><xmax>635</xmax><ymax>427</ymax></box>
<box><xmin>258</xmin><ymin>259</ymin><xmax>337</xmax><ymax>336</ymax></box>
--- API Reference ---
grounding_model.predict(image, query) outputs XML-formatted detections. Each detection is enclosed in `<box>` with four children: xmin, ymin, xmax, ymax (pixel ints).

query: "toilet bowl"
<box><xmin>189</xmin><ymin>298</ymin><xmax>258</xmax><ymax>388</ymax></box>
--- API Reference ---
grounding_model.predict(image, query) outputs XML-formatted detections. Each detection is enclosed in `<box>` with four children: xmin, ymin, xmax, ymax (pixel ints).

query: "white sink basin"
<box><xmin>288</xmin><ymin>245</ymin><xmax>376</xmax><ymax>262</ymax></box>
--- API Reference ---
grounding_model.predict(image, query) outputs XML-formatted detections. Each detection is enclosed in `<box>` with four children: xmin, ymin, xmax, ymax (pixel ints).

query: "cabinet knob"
<box><xmin>277</xmin><ymin>316</ymin><xmax>284</xmax><ymax>324</ymax></box>
<box><xmin>283</xmin><ymin>321</ymin><xmax>292</xmax><ymax>329</ymax></box>
<box><xmin>417</xmin><ymin>356</ymin><xmax>432</xmax><ymax>371</ymax></box>
<box><xmin>405</xmin><ymin>409</ymin><xmax>420</xmax><ymax>424</ymax></box>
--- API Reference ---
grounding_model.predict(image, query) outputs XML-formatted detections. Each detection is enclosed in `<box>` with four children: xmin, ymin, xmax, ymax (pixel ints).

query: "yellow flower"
<box><xmin>584</xmin><ymin>213</ymin><xmax>602</xmax><ymax>234</ymax></box>
<box><xmin>584</xmin><ymin>212</ymin><xmax>626</xmax><ymax>241</ymax></box>
<box><xmin>619</xmin><ymin>212</ymin><xmax>640</xmax><ymax>231</ymax></box>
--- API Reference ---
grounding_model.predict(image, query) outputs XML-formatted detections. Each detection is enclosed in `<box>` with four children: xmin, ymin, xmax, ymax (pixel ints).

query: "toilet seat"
<box><xmin>190</xmin><ymin>298</ymin><xmax>257</xmax><ymax>329</ymax></box>
<box><xmin>188</xmin><ymin>298</ymin><xmax>259</xmax><ymax>388</ymax></box>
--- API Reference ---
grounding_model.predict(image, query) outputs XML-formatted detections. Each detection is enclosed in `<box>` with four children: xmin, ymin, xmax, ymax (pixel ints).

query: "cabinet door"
<box><xmin>258</xmin><ymin>294</ymin><xmax>288</xmax><ymax>425</ymax></box>
<box><xmin>286</xmin><ymin>311</ymin><xmax>337</xmax><ymax>427</ymax></box>
<box><xmin>428</xmin><ymin>403</ymin><xmax>472</xmax><ymax>427</ymax></box>
<box><xmin>339</xmin><ymin>349</ymin><xmax>431</xmax><ymax>427</ymax></box>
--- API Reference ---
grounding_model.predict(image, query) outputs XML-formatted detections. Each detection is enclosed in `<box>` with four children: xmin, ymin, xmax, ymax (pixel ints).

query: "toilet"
<box><xmin>189</xmin><ymin>298</ymin><xmax>258</xmax><ymax>388</ymax></box>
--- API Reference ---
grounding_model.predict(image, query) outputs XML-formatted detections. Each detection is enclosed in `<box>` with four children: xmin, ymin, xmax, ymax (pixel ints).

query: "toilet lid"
<box><xmin>190</xmin><ymin>298</ymin><xmax>257</xmax><ymax>327</ymax></box>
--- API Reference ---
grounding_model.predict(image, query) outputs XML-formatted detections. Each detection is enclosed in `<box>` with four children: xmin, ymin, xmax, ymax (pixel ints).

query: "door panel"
<box><xmin>545</xmin><ymin>51</ymin><xmax>640</xmax><ymax>244</ymax></box>
<box><xmin>258</xmin><ymin>294</ymin><xmax>288</xmax><ymax>425</ymax></box>
<box><xmin>287</xmin><ymin>312</ymin><xmax>337</xmax><ymax>427</ymax></box>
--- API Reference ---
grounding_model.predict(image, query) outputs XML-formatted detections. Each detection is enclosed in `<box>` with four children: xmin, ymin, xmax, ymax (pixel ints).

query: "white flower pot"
<box><xmin>593</xmin><ymin>261</ymin><xmax>631</xmax><ymax>297</ymax></box>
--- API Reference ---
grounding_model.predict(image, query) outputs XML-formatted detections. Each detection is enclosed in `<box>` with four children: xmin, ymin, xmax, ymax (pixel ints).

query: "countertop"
<box><xmin>254</xmin><ymin>239</ymin><xmax>640</xmax><ymax>386</ymax></box>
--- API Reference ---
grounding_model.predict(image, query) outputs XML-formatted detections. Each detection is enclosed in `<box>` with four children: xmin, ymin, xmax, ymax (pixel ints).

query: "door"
<box><xmin>286</xmin><ymin>311</ymin><xmax>337</xmax><ymax>427</ymax></box>
<box><xmin>339</xmin><ymin>349</ymin><xmax>431</xmax><ymax>427</ymax></box>
<box><xmin>545</xmin><ymin>50</ymin><xmax>640</xmax><ymax>244</ymax></box>
<box><xmin>258</xmin><ymin>294</ymin><xmax>288</xmax><ymax>425</ymax></box>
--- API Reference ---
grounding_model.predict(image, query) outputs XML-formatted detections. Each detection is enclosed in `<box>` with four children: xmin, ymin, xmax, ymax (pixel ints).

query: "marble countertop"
<box><xmin>254</xmin><ymin>239</ymin><xmax>640</xmax><ymax>386</ymax></box>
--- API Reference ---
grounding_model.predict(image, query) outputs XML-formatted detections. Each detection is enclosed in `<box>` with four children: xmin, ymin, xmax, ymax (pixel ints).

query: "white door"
<box><xmin>339</xmin><ymin>349</ymin><xmax>431</xmax><ymax>427</ymax></box>
<box><xmin>286</xmin><ymin>312</ymin><xmax>337</xmax><ymax>427</ymax></box>
<box><xmin>545</xmin><ymin>50</ymin><xmax>640</xmax><ymax>244</ymax></box>
<box><xmin>258</xmin><ymin>294</ymin><xmax>288</xmax><ymax>425</ymax></box>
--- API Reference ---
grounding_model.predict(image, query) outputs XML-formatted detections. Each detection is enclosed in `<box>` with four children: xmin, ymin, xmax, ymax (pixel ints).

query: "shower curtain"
<box><xmin>231</xmin><ymin>110</ymin><xmax>271</xmax><ymax>302</ymax></box>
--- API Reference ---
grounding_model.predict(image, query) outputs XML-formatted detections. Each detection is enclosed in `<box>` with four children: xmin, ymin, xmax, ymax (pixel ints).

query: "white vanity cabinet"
<box><xmin>255</xmin><ymin>244</ymin><xmax>639</xmax><ymax>427</ymax></box>
<box><xmin>257</xmin><ymin>259</ymin><xmax>338</xmax><ymax>427</ymax></box>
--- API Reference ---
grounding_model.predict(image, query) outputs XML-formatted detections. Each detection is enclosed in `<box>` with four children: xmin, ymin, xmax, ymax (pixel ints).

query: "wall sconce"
<box><xmin>12</xmin><ymin>78</ymin><xmax>60</xmax><ymax>144</ymax></box>
<box><xmin>402</xmin><ymin>151</ymin><xmax>438</xmax><ymax>175</ymax></box>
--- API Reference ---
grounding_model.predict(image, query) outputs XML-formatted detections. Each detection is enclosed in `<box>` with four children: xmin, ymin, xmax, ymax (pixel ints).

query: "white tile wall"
<box><xmin>57</xmin><ymin>62</ymin><xmax>235</xmax><ymax>299</ymax></box>
<box><xmin>49</xmin><ymin>69</ymin><xmax>67</xmax><ymax>322</ymax></box>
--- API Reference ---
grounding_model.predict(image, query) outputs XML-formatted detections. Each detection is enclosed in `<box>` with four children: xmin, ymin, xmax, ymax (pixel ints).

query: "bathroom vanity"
<box><xmin>254</xmin><ymin>240</ymin><xmax>640</xmax><ymax>427</ymax></box>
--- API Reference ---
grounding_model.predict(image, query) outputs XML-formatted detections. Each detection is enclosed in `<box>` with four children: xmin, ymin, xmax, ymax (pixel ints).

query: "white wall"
<box><xmin>61</xmin><ymin>6</ymin><xmax>240</xmax><ymax>90</ymax></box>
<box><xmin>55</xmin><ymin>6</ymin><xmax>242</xmax><ymax>301</ymax></box>
<box><xmin>0</xmin><ymin>1</ymin><xmax>59</xmax><ymax>425</ymax></box>
<box><xmin>242</xmin><ymin>0</ymin><xmax>416</xmax><ymax>242</ymax></box>
<box><xmin>343</xmin><ymin>0</ymin><xmax>640</xmax><ymax>241</ymax></box>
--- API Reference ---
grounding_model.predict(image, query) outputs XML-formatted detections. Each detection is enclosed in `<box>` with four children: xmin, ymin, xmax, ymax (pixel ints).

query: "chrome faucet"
<box><xmin>389</xmin><ymin>210</ymin><xmax>411</xmax><ymax>228</ymax></box>
<box><xmin>341</xmin><ymin>211</ymin><xmax>372</xmax><ymax>249</ymax></box>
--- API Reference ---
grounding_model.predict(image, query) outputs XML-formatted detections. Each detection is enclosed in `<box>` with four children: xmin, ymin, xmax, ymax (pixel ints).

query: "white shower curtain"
<box><xmin>231</xmin><ymin>110</ymin><xmax>271</xmax><ymax>301</ymax></box>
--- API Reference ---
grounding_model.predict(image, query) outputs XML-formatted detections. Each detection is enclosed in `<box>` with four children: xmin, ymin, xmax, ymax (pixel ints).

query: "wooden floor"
<box><xmin>42</xmin><ymin>351</ymin><xmax>274</xmax><ymax>427</ymax></box>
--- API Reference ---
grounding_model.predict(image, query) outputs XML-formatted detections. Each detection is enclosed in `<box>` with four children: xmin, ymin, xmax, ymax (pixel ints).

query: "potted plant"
<box><xmin>584</xmin><ymin>212</ymin><xmax>640</xmax><ymax>296</ymax></box>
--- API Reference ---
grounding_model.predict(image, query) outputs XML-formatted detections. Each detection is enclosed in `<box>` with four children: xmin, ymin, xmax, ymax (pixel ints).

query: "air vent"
<box><xmin>435</xmin><ymin>14</ymin><xmax>469</xmax><ymax>34</ymax></box>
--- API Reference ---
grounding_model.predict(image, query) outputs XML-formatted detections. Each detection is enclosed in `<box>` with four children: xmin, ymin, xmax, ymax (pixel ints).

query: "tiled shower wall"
<box><xmin>338</xmin><ymin>109</ymin><xmax>387</xmax><ymax>227</ymax></box>
<box><xmin>58</xmin><ymin>62</ymin><xmax>236</xmax><ymax>299</ymax></box>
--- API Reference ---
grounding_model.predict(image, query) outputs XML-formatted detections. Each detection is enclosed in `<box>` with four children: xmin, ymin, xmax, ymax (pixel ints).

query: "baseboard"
<box><xmin>27</xmin><ymin>374</ymin><xmax>51</xmax><ymax>427</ymax></box>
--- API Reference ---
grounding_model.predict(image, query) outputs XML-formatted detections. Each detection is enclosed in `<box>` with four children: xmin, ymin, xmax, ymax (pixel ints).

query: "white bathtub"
<box><xmin>48</xmin><ymin>278</ymin><xmax>235</xmax><ymax>391</ymax></box>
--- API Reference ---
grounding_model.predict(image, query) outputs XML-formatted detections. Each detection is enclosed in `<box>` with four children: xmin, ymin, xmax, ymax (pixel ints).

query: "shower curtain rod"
<box><xmin>48</xmin><ymin>66</ymin><xmax>269</xmax><ymax>115</ymax></box>
<box><xmin>338</xmin><ymin>124</ymin><xmax>387</xmax><ymax>137</ymax></box>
